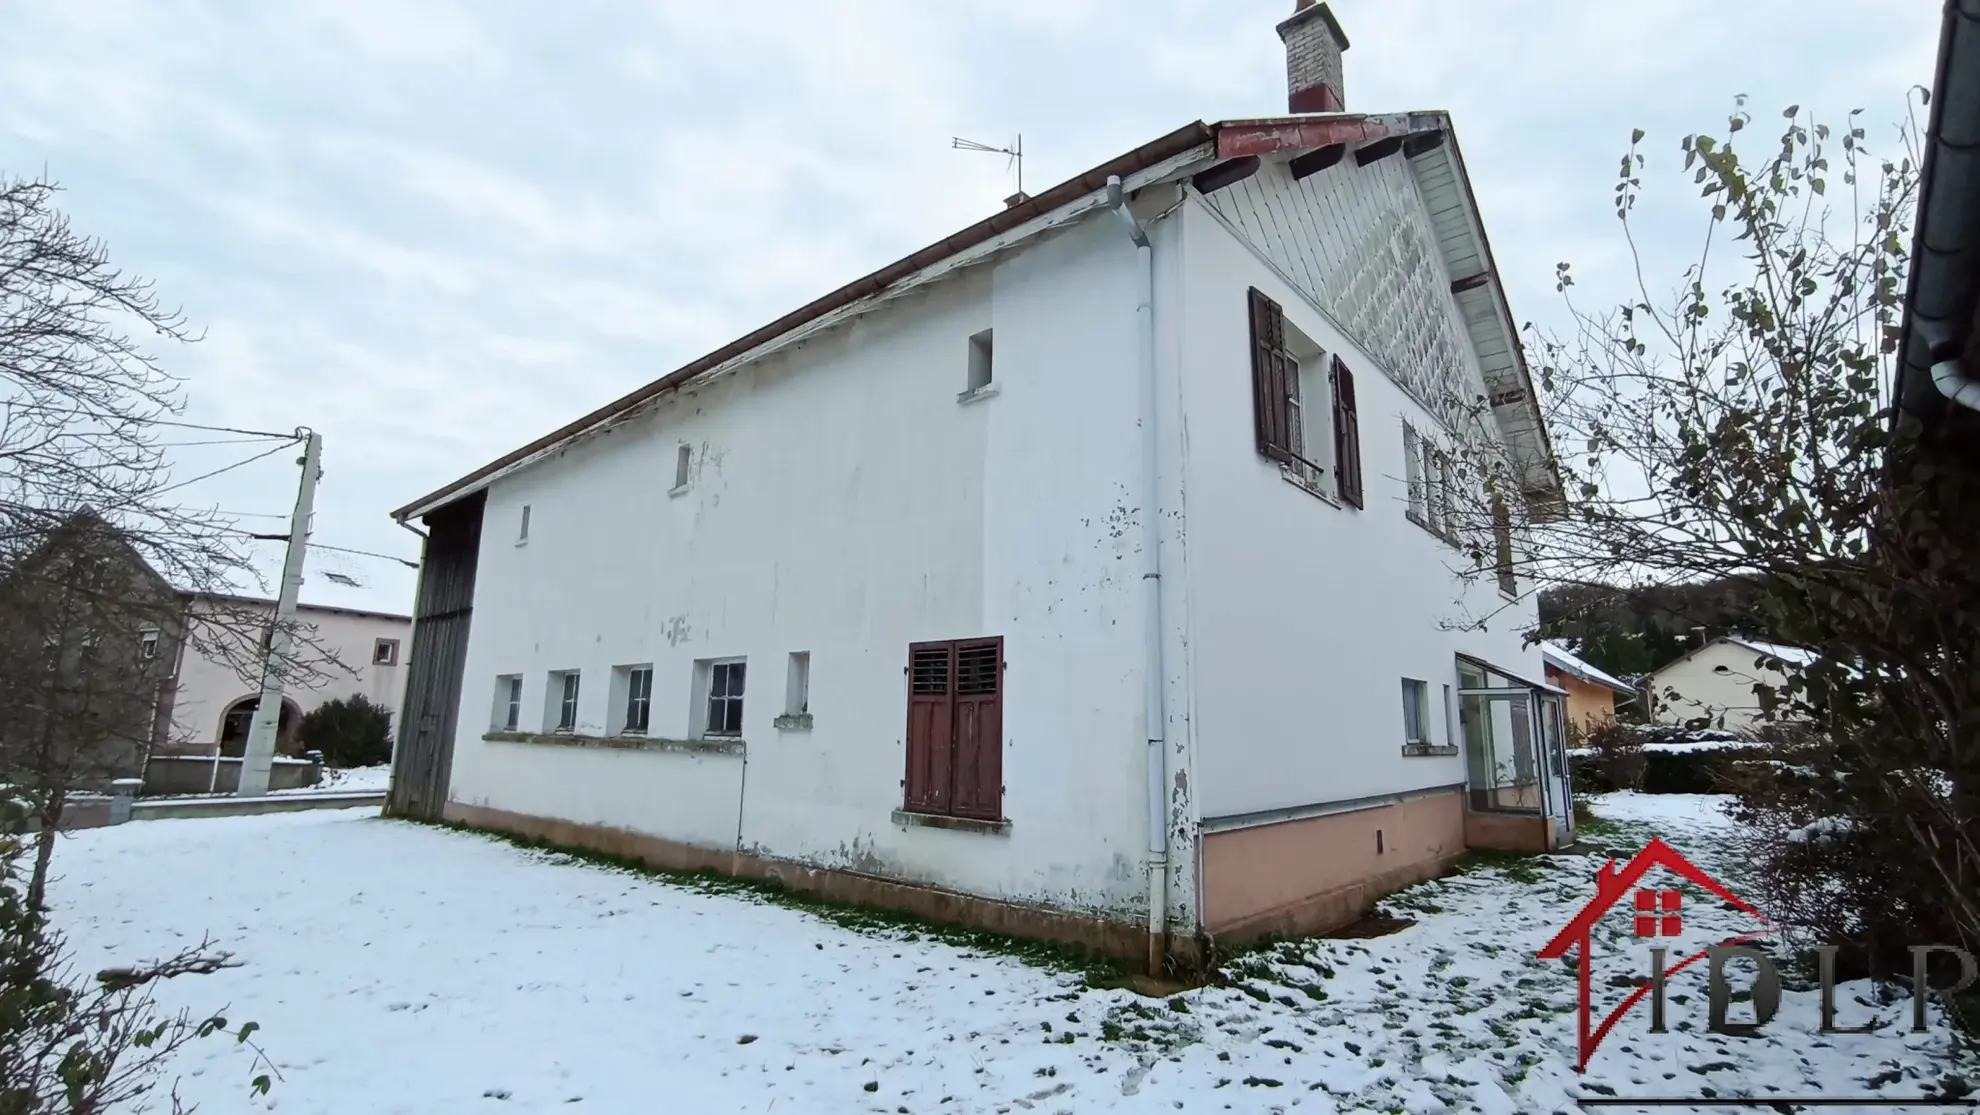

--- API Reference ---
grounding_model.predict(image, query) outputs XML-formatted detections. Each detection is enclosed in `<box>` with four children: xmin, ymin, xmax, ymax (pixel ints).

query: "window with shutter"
<box><xmin>1493</xmin><ymin>497</ymin><xmax>1516</xmax><ymax>595</ymax></box>
<box><xmin>903</xmin><ymin>636</ymin><xmax>1004</xmax><ymax>820</ymax></box>
<box><xmin>1331</xmin><ymin>356</ymin><xmax>1364</xmax><ymax>508</ymax></box>
<box><xmin>1248</xmin><ymin>288</ymin><xmax>1295</xmax><ymax>462</ymax></box>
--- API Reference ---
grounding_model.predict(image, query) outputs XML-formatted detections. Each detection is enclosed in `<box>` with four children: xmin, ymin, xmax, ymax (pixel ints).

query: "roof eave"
<box><xmin>393</xmin><ymin>123</ymin><xmax>1219</xmax><ymax>522</ymax></box>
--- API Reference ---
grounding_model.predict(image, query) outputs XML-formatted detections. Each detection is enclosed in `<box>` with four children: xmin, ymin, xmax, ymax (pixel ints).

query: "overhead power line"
<box><xmin>153</xmin><ymin>441</ymin><xmax>297</xmax><ymax>496</ymax></box>
<box><xmin>0</xmin><ymin>400</ymin><xmax>302</xmax><ymax>441</ymax></box>
<box><xmin>307</xmin><ymin>541</ymin><xmax>420</xmax><ymax>569</ymax></box>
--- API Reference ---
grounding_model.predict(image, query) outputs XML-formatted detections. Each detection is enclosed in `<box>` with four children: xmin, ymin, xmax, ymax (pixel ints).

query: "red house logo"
<box><xmin>1536</xmin><ymin>838</ymin><xmax>1773</xmax><ymax>1072</ymax></box>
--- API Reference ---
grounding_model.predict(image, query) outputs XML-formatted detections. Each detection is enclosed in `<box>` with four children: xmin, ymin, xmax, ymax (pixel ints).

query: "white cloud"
<box><xmin>0</xmin><ymin>0</ymin><xmax>1942</xmax><ymax>613</ymax></box>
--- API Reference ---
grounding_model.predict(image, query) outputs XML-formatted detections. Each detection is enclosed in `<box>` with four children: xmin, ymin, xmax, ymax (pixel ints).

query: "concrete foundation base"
<box><xmin>441</xmin><ymin>801</ymin><xmax>1206</xmax><ymax>972</ymax></box>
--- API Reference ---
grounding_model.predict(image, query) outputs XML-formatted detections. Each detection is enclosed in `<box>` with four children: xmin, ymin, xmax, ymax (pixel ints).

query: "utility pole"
<box><xmin>236</xmin><ymin>430</ymin><xmax>322</xmax><ymax>797</ymax></box>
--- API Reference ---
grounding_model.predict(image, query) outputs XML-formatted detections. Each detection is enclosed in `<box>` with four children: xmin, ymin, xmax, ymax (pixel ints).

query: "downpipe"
<box><xmin>1107</xmin><ymin>175</ymin><xmax>1171</xmax><ymax>976</ymax></box>
<box><xmin>1933</xmin><ymin>357</ymin><xmax>1980</xmax><ymax>413</ymax></box>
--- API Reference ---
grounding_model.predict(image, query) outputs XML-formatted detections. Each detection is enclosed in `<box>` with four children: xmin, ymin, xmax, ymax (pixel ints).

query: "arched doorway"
<box><xmin>217</xmin><ymin>696</ymin><xmax>302</xmax><ymax>757</ymax></box>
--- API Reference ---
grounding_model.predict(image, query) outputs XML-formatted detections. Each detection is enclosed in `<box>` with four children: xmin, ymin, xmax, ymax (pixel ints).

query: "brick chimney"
<box><xmin>1277</xmin><ymin>0</ymin><xmax>1349</xmax><ymax>113</ymax></box>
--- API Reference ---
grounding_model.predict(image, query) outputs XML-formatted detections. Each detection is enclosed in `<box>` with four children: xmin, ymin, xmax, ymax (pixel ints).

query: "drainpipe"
<box><xmin>1107</xmin><ymin>175</ymin><xmax>1171</xmax><ymax>976</ymax></box>
<box><xmin>1931</xmin><ymin>352</ymin><xmax>1980</xmax><ymax>413</ymax></box>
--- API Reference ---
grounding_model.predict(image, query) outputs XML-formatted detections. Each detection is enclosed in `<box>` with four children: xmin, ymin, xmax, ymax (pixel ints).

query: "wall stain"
<box><xmin>664</xmin><ymin>615</ymin><xmax>693</xmax><ymax>646</ymax></box>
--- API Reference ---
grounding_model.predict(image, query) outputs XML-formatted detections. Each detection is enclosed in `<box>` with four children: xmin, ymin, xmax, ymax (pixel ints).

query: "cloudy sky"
<box><xmin>0</xmin><ymin>0</ymin><xmax>1941</xmax><ymax>615</ymax></box>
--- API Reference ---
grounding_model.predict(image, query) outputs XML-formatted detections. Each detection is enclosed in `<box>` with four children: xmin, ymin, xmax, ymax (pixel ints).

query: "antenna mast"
<box><xmin>952</xmin><ymin>133</ymin><xmax>1025</xmax><ymax>201</ymax></box>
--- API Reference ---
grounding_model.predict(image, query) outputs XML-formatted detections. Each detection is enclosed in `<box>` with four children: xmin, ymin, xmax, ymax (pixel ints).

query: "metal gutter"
<box><xmin>1896</xmin><ymin>0</ymin><xmax>1980</xmax><ymax>424</ymax></box>
<box><xmin>392</xmin><ymin>122</ymin><xmax>1218</xmax><ymax>521</ymax></box>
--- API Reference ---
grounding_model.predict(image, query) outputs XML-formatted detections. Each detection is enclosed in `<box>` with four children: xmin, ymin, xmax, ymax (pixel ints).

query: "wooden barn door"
<box><xmin>386</xmin><ymin>491</ymin><xmax>484</xmax><ymax>821</ymax></box>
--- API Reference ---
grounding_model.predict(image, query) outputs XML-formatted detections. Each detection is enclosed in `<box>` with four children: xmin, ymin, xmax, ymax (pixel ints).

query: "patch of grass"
<box><xmin>1573</xmin><ymin>807</ymin><xmax>1623</xmax><ymax>839</ymax></box>
<box><xmin>404</xmin><ymin>816</ymin><xmax>1132</xmax><ymax>981</ymax></box>
<box><xmin>1451</xmin><ymin>849</ymin><xmax>1548</xmax><ymax>885</ymax></box>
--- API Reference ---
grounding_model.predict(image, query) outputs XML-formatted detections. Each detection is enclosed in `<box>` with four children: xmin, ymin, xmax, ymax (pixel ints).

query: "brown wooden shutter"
<box><xmin>949</xmin><ymin>638</ymin><xmax>1004</xmax><ymax>821</ymax></box>
<box><xmin>1492</xmin><ymin>497</ymin><xmax>1516</xmax><ymax>594</ymax></box>
<box><xmin>1331</xmin><ymin>356</ymin><xmax>1364</xmax><ymax>508</ymax></box>
<box><xmin>1248</xmin><ymin>288</ymin><xmax>1295</xmax><ymax>462</ymax></box>
<box><xmin>904</xmin><ymin>642</ymin><xmax>953</xmax><ymax>814</ymax></box>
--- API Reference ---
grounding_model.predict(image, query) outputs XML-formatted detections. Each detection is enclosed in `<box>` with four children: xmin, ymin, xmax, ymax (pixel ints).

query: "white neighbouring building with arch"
<box><xmin>157</xmin><ymin>592</ymin><xmax>411</xmax><ymax>768</ymax></box>
<box><xmin>385</xmin><ymin>2</ymin><xmax>1575</xmax><ymax>970</ymax></box>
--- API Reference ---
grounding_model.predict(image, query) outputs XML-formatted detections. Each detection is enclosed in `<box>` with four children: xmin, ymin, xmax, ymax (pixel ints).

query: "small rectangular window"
<box><xmin>673</xmin><ymin>444</ymin><xmax>692</xmax><ymax>491</ymax></box>
<box><xmin>518</xmin><ymin>504</ymin><xmax>532</xmax><ymax>544</ymax></box>
<box><xmin>699</xmin><ymin>658</ymin><xmax>746</xmax><ymax>737</ymax></box>
<box><xmin>493</xmin><ymin>674</ymin><xmax>523</xmax><ymax>731</ymax></box>
<box><xmin>373</xmin><ymin>638</ymin><xmax>400</xmax><ymax>666</ymax></box>
<box><xmin>1403</xmin><ymin>424</ymin><xmax>1425</xmax><ymax>521</ymax></box>
<box><xmin>1442</xmin><ymin>683</ymin><xmax>1454</xmax><ymax>745</ymax></box>
<box><xmin>1492</xmin><ymin>498</ymin><xmax>1516</xmax><ymax>596</ymax></box>
<box><xmin>967</xmin><ymin>329</ymin><xmax>994</xmax><ymax>392</ymax></box>
<box><xmin>547</xmin><ymin>670</ymin><xmax>580</xmax><ymax>732</ymax></box>
<box><xmin>139</xmin><ymin>627</ymin><xmax>160</xmax><ymax>661</ymax></box>
<box><xmin>623</xmin><ymin>666</ymin><xmax>653</xmax><ymax>734</ymax></box>
<box><xmin>1401</xmin><ymin>678</ymin><xmax>1429</xmax><ymax>743</ymax></box>
<box><xmin>785</xmin><ymin>651</ymin><xmax>810</xmax><ymax>717</ymax></box>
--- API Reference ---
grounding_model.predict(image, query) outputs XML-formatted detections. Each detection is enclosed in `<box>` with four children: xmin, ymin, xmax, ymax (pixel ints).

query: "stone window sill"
<box><xmin>483</xmin><ymin>731</ymin><xmax>745</xmax><ymax>757</ymax></box>
<box><xmin>890</xmin><ymin>809</ymin><xmax>1010</xmax><ymax>836</ymax></box>
<box><xmin>668</xmin><ymin>484</ymin><xmax>690</xmax><ymax>499</ymax></box>
<box><xmin>773</xmin><ymin>713</ymin><xmax>813</xmax><ymax>731</ymax></box>
<box><xmin>1280</xmin><ymin>461</ymin><xmax>1339</xmax><ymax>506</ymax></box>
<box><xmin>956</xmin><ymin>383</ymin><xmax>1000</xmax><ymax>405</ymax></box>
<box><xmin>1401</xmin><ymin>742</ymin><xmax>1459</xmax><ymax>757</ymax></box>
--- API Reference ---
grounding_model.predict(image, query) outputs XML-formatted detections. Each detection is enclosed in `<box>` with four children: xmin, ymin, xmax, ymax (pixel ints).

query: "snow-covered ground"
<box><xmin>45</xmin><ymin>794</ymin><xmax>1974</xmax><ymax>1113</ymax></box>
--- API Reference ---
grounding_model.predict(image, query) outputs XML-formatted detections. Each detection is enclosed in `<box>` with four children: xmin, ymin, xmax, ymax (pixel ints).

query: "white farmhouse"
<box><xmin>387</xmin><ymin>1</ymin><xmax>1572</xmax><ymax>971</ymax></box>
<box><xmin>1645</xmin><ymin>635</ymin><xmax>1816</xmax><ymax>733</ymax></box>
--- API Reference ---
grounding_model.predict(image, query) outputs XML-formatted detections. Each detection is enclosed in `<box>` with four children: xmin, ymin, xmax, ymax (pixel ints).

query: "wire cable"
<box><xmin>153</xmin><ymin>441</ymin><xmax>296</xmax><ymax>496</ymax></box>
<box><xmin>307</xmin><ymin>542</ymin><xmax>419</xmax><ymax>568</ymax></box>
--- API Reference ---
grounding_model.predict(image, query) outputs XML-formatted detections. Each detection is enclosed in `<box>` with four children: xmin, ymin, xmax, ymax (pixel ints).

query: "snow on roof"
<box><xmin>1539</xmin><ymin>641</ymin><xmax>1636</xmax><ymax>695</ymax></box>
<box><xmin>1723</xmin><ymin>637</ymin><xmax>1819</xmax><ymax>668</ymax></box>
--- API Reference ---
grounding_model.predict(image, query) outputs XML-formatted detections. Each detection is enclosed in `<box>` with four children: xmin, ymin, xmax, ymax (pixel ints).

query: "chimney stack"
<box><xmin>1277</xmin><ymin>0</ymin><xmax>1349</xmax><ymax>113</ymax></box>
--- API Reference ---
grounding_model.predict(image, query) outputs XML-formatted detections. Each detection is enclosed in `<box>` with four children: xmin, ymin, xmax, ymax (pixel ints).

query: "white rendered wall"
<box><xmin>448</xmin><ymin>213</ymin><xmax>1168</xmax><ymax>923</ymax></box>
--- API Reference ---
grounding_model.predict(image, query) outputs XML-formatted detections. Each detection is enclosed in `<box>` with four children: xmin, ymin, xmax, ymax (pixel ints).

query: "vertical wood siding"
<box><xmin>385</xmin><ymin>491</ymin><xmax>484</xmax><ymax>821</ymax></box>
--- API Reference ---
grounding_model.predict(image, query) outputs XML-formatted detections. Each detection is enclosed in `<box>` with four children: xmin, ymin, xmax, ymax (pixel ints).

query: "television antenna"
<box><xmin>952</xmin><ymin>133</ymin><xmax>1024</xmax><ymax>199</ymax></box>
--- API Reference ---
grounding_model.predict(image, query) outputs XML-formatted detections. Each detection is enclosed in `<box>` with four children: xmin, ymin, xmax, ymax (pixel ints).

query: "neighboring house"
<box><xmin>0</xmin><ymin>513</ymin><xmax>186</xmax><ymax>786</ymax></box>
<box><xmin>159</xmin><ymin>593</ymin><xmax>412</xmax><ymax>760</ymax></box>
<box><xmin>1644</xmin><ymin>636</ymin><xmax>1815</xmax><ymax>732</ymax></box>
<box><xmin>1540</xmin><ymin>641</ymin><xmax>1637</xmax><ymax>732</ymax></box>
<box><xmin>386</xmin><ymin>1</ymin><xmax>1570</xmax><ymax>969</ymax></box>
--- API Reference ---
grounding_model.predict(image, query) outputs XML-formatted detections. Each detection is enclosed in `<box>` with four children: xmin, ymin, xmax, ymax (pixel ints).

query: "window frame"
<box><xmin>139</xmin><ymin>627</ymin><xmax>160</xmax><ymax>661</ymax></box>
<box><xmin>497</xmin><ymin>674</ymin><xmax>523</xmax><ymax>732</ymax></box>
<box><xmin>623</xmin><ymin>665</ymin><xmax>653</xmax><ymax>735</ymax></box>
<box><xmin>1401</xmin><ymin>678</ymin><xmax>1430</xmax><ymax>744</ymax></box>
<box><xmin>549</xmin><ymin>670</ymin><xmax>580</xmax><ymax>733</ymax></box>
<box><xmin>373</xmin><ymin>638</ymin><xmax>400</xmax><ymax>667</ymax></box>
<box><xmin>698</xmin><ymin>657</ymin><xmax>747</xmax><ymax>738</ymax></box>
<box><xmin>785</xmin><ymin>651</ymin><xmax>810</xmax><ymax>717</ymax></box>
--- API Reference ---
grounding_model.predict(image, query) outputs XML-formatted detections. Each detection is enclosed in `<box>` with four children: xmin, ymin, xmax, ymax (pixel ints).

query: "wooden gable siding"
<box><xmin>1198</xmin><ymin>153</ymin><xmax>1489</xmax><ymax>433</ymax></box>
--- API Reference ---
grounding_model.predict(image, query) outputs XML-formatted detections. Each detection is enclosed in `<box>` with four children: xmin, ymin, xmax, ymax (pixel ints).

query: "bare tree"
<box><xmin>0</xmin><ymin>173</ymin><xmax>347</xmax><ymax>1109</ymax></box>
<box><xmin>1431</xmin><ymin>97</ymin><xmax>1979</xmax><ymax>966</ymax></box>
